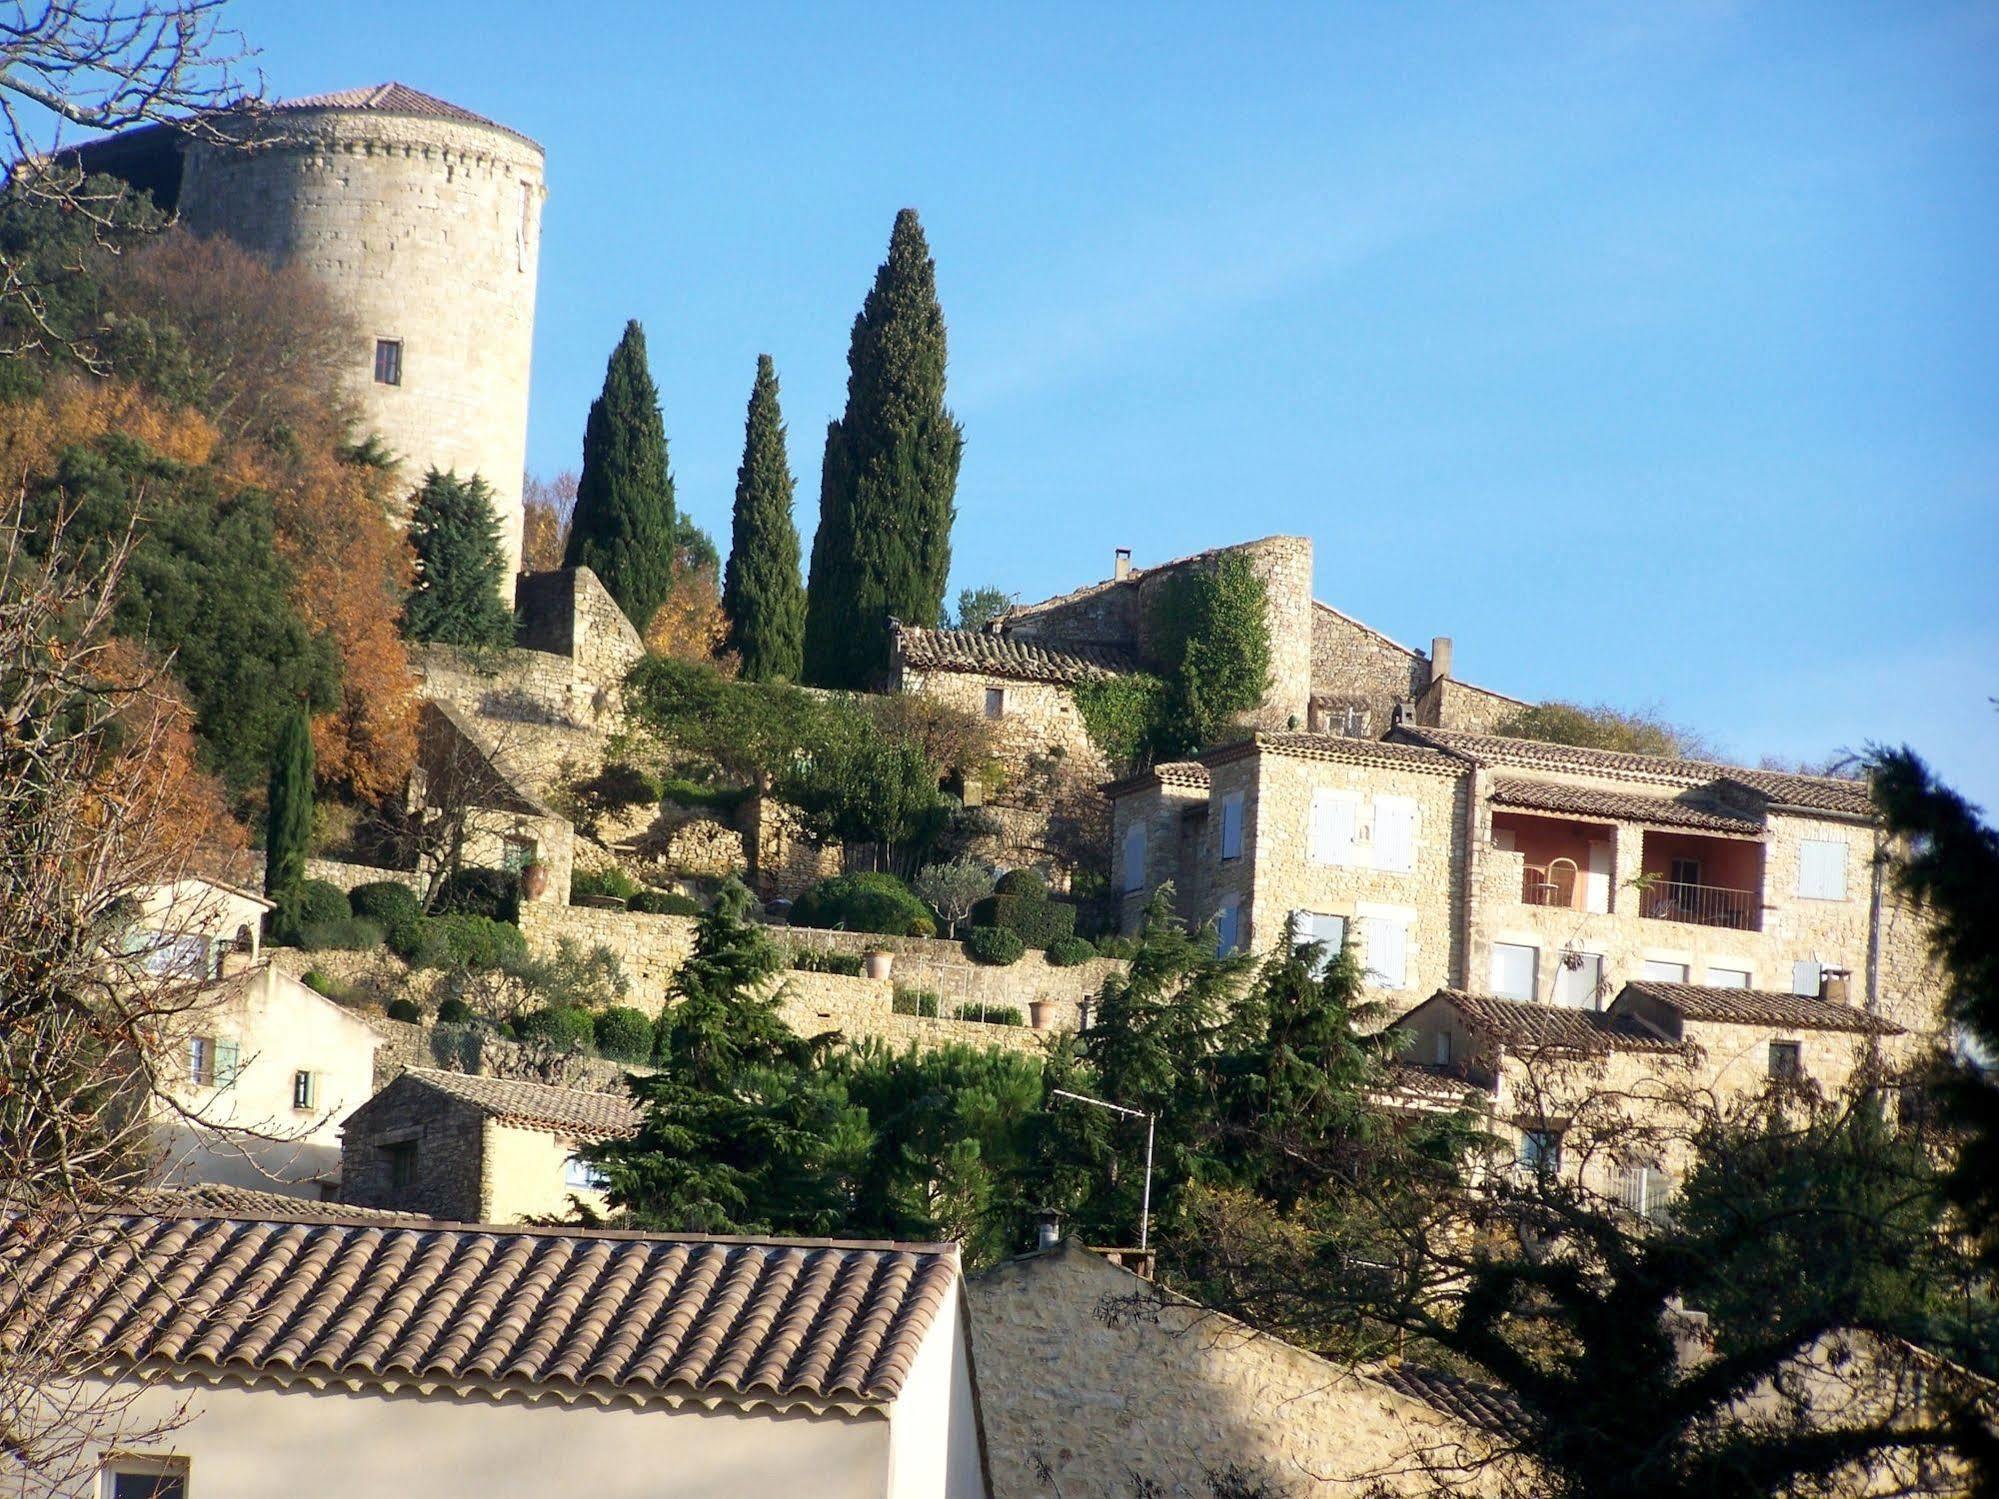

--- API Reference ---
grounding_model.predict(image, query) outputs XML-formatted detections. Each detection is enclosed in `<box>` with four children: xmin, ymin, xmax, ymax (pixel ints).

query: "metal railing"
<box><xmin>1638</xmin><ymin>879</ymin><xmax>1760</xmax><ymax>931</ymax></box>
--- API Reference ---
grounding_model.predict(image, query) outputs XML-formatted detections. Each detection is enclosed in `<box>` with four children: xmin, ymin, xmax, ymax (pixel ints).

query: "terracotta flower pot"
<box><xmin>519</xmin><ymin>861</ymin><xmax>550</xmax><ymax>903</ymax></box>
<box><xmin>1029</xmin><ymin>999</ymin><xmax>1057</xmax><ymax>1031</ymax></box>
<box><xmin>863</xmin><ymin>950</ymin><xmax>895</xmax><ymax>981</ymax></box>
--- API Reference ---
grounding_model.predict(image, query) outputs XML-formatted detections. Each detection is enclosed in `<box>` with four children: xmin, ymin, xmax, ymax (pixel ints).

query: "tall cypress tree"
<box><xmin>264</xmin><ymin>705</ymin><xmax>314</xmax><ymax>922</ymax></box>
<box><xmin>802</xmin><ymin>209</ymin><xmax>963</xmax><ymax>688</ymax></box>
<box><xmin>721</xmin><ymin>355</ymin><xmax>805</xmax><ymax>682</ymax></box>
<box><xmin>566</xmin><ymin>319</ymin><xmax>677</xmax><ymax>633</ymax></box>
<box><xmin>403</xmin><ymin>468</ymin><xmax>516</xmax><ymax>647</ymax></box>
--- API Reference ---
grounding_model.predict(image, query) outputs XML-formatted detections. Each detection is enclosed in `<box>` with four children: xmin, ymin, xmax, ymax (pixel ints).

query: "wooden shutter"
<box><xmin>1311</xmin><ymin>790</ymin><xmax>1359</xmax><ymax>866</ymax></box>
<box><xmin>1365</xmin><ymin>917</ymin><xmax>1408</xmax><ymax>989</ymax></box>
<box><xmin>1121</xmin><ymin>824</ymin><xmax>1146</xmax><ymax>893</ymax></box>
<box><xmin>1374</xmin><ymin>795</ymin><xmax>1417</xmax><ymax>873</ymax></box>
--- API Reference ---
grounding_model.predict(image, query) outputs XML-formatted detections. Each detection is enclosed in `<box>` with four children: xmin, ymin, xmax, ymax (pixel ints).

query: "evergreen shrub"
<box><xmin>435</xmin><ymin>867</ymin><xmax>520</xmax><ymax>923</ymax></box>
<box><xmin>428</xmin><ymin>914</ymin><xmax>529</xmax><ymax>970</ymax></box>
<box><xmin>300</xmin><ymin>916</ymin><xmax>384</xmax><ymax>952</ymax></box>
<box><xmin>519</xmin><ymin>1004</ymin><xmax>595</xmax><ymax>1050</ymax></box>
<box><xmin>296</xmin><ymin>879</ymin><xmax>351</xmax><ymax>928</ymax></box>
<box><xmin>791</xmin><ymin>871</ymin><xmax>933</xmax><ymax>936</ymax></box>
<box><xmin>386</xmin><ymin>998</ymin><xmax>424</xmax><ymax>1023</ymax></box>
<box><xmin>435</xmin><ymin>996</ymin><xmax>477</xmax><ymax>1025</ymax></box>
<box><xmin>629</xmin><ymin>889</ymin><xmax>702</xmax><ymax>917</ymax></box>
<box><xmin>964</xmin><ymin>925</ymin><xmax>1025</xmax><ymax>966</ymax></box>
<box><xmin>892</xmin><ymin>987</ymin><xmax>942</xmax><ymax>1018</ymax></box>
<box><xmin>956</xmin><ymin>1000</ymin><xmax>1023</xmax><ymax>1025</ymax></box>
<box><xmin>790</xmin><ymin>948</ymin><xmax>864</xmax><ymax>976</ymax></box>
<box><xmin>349</xmin><ymin>881</ymin><xmax>421</xmax><ymax>930</ymax></box>
<box><xmin>595</xmin><ymin>1005</ymin><xmax>655</xmax><ymax>1062</ymax></box>
<box><xmin>1045</xmin><ymin>935</ymin><xmax>1097</xmax><ymax>967</ymax></box>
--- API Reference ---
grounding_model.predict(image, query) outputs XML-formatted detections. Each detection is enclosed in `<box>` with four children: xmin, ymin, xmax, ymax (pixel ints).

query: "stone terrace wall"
<box><xmin>771</xmin><ymin>971</ymin><xmax>1050</xmax><ymax>1055</ymax></box>
<box><xmin>302</xmin><ymin>858</ymin><xmax>425</xmax><ymax>895</ymax></box>
<box><xmin>519</xmin><ymin>902</ymin><xmax>700</xmax><ymax>1003</ymax></box>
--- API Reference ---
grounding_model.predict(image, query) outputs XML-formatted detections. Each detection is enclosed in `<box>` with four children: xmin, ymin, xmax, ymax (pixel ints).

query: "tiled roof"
<box><xmin>1205</xmin><ymin>732</ymin><xmax>1467</xmax><ymax>776</ymax></box>
<box><xmin>1617</xmin><ymin>981</ymin><xmax>1902</xmax><ymax>1035</ymax></box>
<box><xmin>1102</xmin><ymin>759</ymin><xmax>1211</xmax><ymax>798</ymax></box>
<box><xmin>894</xmin><ymin>624</ymin><xmax>1134</xmax><ymax>684</ymax></box>
<box><xmin>1419</xmin><ymin>991</ymin><xmax>1685</xmax><ymax>1053</ymax></box>
<box><xmin>1487</xmin><ymin>776</ymin><xmax>1764</xmax><ymax>835</ymax></box>
<box><xmin>388</xmin><ymin>1069</ymin><xmax>643</xmax><ymax>1138</ymax></box>
<box><xmin>0</xmin><ymin>1213</ymin><xmax>958</xmax><ymax>1413</ymax></box>
<box><xmin>1374</xmin><ymin>1363</ymin><xmax>1535</xmax><ymax>1443</ymax></box>
<box><xmin>277</xmin><ymin>82</ymin><xmax>500</xmax><ymax>128</ymax></box>
<box><xmin>1394</xmin><ymin>727</ymin><xmax>1874</xmax><ymax>819</ymax></box>
<box><xmin>123</xmin><ymin>1185</ymin><xmax>422</xmax><ymax>1223</ymax></box>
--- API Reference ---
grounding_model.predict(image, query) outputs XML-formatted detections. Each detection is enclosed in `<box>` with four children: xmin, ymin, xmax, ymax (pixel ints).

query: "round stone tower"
<box><xmin>176</xmin><ymin>83</ymin><xmax>545</xmax><ymax>598</ymax></box>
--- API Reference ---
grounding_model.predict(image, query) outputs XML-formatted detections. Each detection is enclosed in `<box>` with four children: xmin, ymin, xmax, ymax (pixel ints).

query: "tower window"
<box><xmin>374</xmin><ymin>338</ymin><xmax>403</xmax><ymax>386</ymax></box>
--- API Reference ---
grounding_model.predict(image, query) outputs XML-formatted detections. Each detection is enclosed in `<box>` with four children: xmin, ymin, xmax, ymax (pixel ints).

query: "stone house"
<box><xmin>968</xmin><ymin>1237</ymin><xmax>1519</xmax><ymax>1497</ymax></box>
<box><xmin>1391</xmin><ymin>979</ymin><xmax>1907</xmax><ymax>1204</ymax></box>
<box><xmin>152</xmin><ymin>962</ymin><xmax>388</xmax><ymax>1200</ymax></box>
<box><xmin>8</xmin><ymin>1208</ymin><xmax>986</xmax><ymax>1499</ymax></box>
<box><xmin>1110</xmin><ymin>723</ymin><xmax>1943</xmax><ymax>1040</ymax></box>
<box><xmin>338</xmin><ymin>1068</ymin><xmax>642</xmax><ymax>1223</ymax></box>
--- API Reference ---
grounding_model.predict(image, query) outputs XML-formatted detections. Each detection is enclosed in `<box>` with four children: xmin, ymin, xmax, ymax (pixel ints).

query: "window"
<box><xmin>373</xmin><ymin>337</ymin><xmax>403</xmax><ymax>386</ymax></box>
<box><xmin>983</xmin><ymin>687</ymin><xmax>1006</xmax><ymax>720</ymax></box>
<box><xmin>186</xmin><ymin>1037</ymin><xmax>214</xmax><ymax>1087</ymax></box>
<box><xmin>213</xmin><ymin>1039</ymin><xmax>241</xmax><ymax>1089</ymax></box>
<box><xmin>501</xmin><ymin>836</ymin><xmax>536</xmax><ymax>873</ymax></box>
<box><xmin>1490</xmin><ymin>942</ymin><xmax>1538</xmax><ymax>1002</ymax></box>
<box><xmin>384</xmin><ymin>1140</ymin><xmax>419</xmax><ymax>1189</ymax></box>
<box><xmin>564</xmin><ymin>1154</ymin><xmax>608</xmax><ymax>1191</ymax></box>
<box><xmin>1641</xmin><ymin>959</ymin><xmax>1689</xmax><ymax>983</ymax></box>
<box><xmin>1308</xmin><ymin>789</ymin><xmax>1361</xmax><ymax>867</ymax></box>
<box><xmin>1219</xmin><ymin>792</ymin><xmax>1244</xmax><ymax>861</ymax></box>
<box><xmin>1552</xmin><ymin>950</ymin><xmax>1604</xmax><ymax>1010</ymax></box>
<box><xmin>1120</xmin><ymin>823</ymin><xmax>1147</xmax><ymax>894</ymax></box>
<box><xmin>1373</xmin><ymin>795</ymin><xmax>1417</xmax><ymax>873</ymax></box>
<box><xmin>1434</xmin><ymin>1029</ymin><xmax>1453</xmax><ymax>1066</ymax></box>
<box><xmin>292</xmin><ymin>1070</ymin><xmax>317</xmax><ymax>1111</ymax></box>
<box><xmin>1706</xmin><ymin>966</ymin><xmax>1751</xmax><ymax>989</ymax></box>
<box><xmin>1518</xmin><ymin>1128</ymin><xmax>1562</xmax><ymax>1176</ymax></box>
<box><xmin>1363</xmin><ymin>916</ymin><xmax>1408</xmax><ymax>989</ymax></box>
<box><xmin>99</xmin><ymin>1456</ymin><xmax>187</xmax><ymax>1499</ymax></box>
<box><xmin>1668</xmin><ymin>856</ymin><xmax>1702</xmax><ymax>891</ymax></box>
<box><xmin>1214</xmin><ymin>902</ymin><xmax>1241</xmax><ymax>957</ymax></box>
<box><xmin>1291</xmin><ymin>911</ymin><xmax>1347</xmax><ymax>977</ymax></box>
<box><xmin>516</xmin><ymin>179</ymin><xmax>534</xmax><ymax>271</ymax></box>
<box><xmin>1797</xmin><ymin>839</ymin><xmax>1848</xmax><ymax>901</ymax></box>
<box><xmin>131</xmin><ymin>931</ymin><xmax>210</xmax><ymax>978</ymax></box>
<box><xmin>1768</xmin><ymin>1040</ymin><xmax>1802</xmax><ymax>1080</ymax></box>
<box><xmin>1618</xmin><ymin>1163</ymin><xmax>1673</xmax><ymax>1222</ymax></box>
<box><xmin>1792</xmin><ymin>959</ymin><xmax>1823</xmax><ymax>997</ymax></box>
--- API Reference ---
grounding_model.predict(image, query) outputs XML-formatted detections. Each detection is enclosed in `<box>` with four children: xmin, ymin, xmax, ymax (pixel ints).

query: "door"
<box><xmin>1585</xmin><ymin>841</ymin><xmax>1611</xmax><ymax>914</ymax></box>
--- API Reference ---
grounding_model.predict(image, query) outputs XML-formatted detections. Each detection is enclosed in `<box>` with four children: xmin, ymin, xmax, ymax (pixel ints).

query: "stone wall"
<box><xmin>519</xmin><ymin>902</ymin><xmax>700</xmax><ymax>1004</ymax></box>
<box><xmin>339</xmin><ymin>1079</ymin><xmax>488</xmax><ymax>1221</ymax></box>
<box><xmin>513</xmin><ymin>566</ymin><xmax>645</xmax><ymax>695</ymax></box>
<box><xmin>1309</xmin><ymin>601</ymin><xmax>1430</xmax><ymax>736</ymax></box>
<box><xmin>1416</xmin><ymin>674</ymin><xmax>1528</xmax><ymax>734</ymax></box>
<box><xmin>415</xmin><ymin>645</ymin><xmax>614</xmax><ymax>797</ymax></box>
<box><xmin>771</xmin><ymin>970</ymin><xmax>1052</xmax><ymax>1055</ymax></box>
<box><xmin>302</xmin><ymin>857</ymin><xmax>426</xmax><ymax>895</ymax></box>
<box><xmin>968</xmin><ymin>1241</ymin><xmax>1496</xmax><ymax>1498</ymax></box>
<box><xmin>738</xmin><ymin>791</ymin><xmax>843</xmax><ymax>901</ymax></box>
<box><xmin>180</xmin><ymin>103</ymin><xmax>544</xmax><ymax>593</ymax></box>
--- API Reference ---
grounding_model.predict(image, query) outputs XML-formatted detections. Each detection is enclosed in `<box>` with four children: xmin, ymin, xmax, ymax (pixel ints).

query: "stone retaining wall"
<box><xmin>303</xmin><ymin>858</ymin><xmax>425</xmax><ymax>895</ymax></box>
<box><xmin>770</xmin><ymin>971</ymin><xmax>1050</xmax><ymax>1055</ymax></box>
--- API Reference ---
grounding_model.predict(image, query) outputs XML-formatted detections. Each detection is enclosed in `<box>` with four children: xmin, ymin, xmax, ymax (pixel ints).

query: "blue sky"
<box><xmin>232</xmin><ymin>1</ymin><xmax>1998</xmax><ymax>805</ymax></box>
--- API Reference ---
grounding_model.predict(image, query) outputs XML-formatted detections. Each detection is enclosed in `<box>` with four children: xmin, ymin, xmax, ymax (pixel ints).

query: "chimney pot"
<box><xmin>1430</xmin><ymin>636</ymin><xmax>1454</xmax><ymax>682</ymax></box>
<box><xmin>1819</xmin><ymin>967</ymin><xmax>1852</xmax><ymax>1006</ymax></box>
<box><xmin>1033</xmin><ymin>1210</ymin><xmax>1063</xmax><ymax>1251</ymax></box>
<box><xmin>1113</xmin><ymin>547</ymin><xmax>1132</xmax><ymax>581</ymax></box>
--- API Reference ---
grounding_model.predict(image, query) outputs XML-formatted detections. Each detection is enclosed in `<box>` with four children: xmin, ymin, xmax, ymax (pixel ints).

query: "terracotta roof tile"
<box><xmin>277</xmin><ymin>82</ymin><xmax>501</xmax><ymax>128</ymax></box>
<box><xmin>1205</xmin><ymin>732</ymin><xmax>1468</xmax><ymax>776</ymax></box>
<box><xmin>1393</xmin><ymin>727</ymin><xmax>1874</xmax><ymax>819</ymax></box>
<box><xmin>387</xmin><ymin>1069</ymin><xmax>643</xmax><ymax>1138</ymax></box>
<box><xmin>1</xmin><ymin>1214</ymin><xmax>957</xmax><ymax>1412</ymax></box>
<box><xmin>1487</xmin><ymin>776</ymin><xmax>1763</xmax><ymax>834</ymax></box>
<box><xmin>122</xmin><ymin>1185</ymin><xmax>422</xmax><ymax>1222</ymax></box>
<box><xmin>1102</xmin><ymin>759</ymin><xmax>1211</xmax><ymax>798</ymax></box>
<box><xmin>894</xmin><ymin>625</ymin><xmax>1134</xmax><ymax>684</ymax></box>
<box><xmin>1417</xmin><ymin>991</ymin><xmax>1686</xmax><ymax>1053</ymax></box>
<box><xmin>1616</xmin><ymin>981</ymin><xmax>1902</xmax><ymax>1035</ymax></box>
<box><xmin>1374</xmin><ymin>1363</ymin><xmax>1535</xmax><ymax>1442</ymax></box>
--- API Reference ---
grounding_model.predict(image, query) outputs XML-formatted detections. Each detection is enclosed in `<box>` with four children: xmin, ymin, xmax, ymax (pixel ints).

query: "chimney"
<box><xmin>1430</xmin><ymin>636</ymin><xmax>1454</xmax><ymax>683</ymax></box>
<box><xmin>1113</xmin><ymin>547</ymin><xmax>1132</xmax><ymax>581</ymax></box>
<box><xmin>1819</xmin><ymin>967</ymin><xmax>1852</xmax><ymax>1006</ymax></box>
<box><xmin>1033</xmin><ymin>1210</ymin><xmax>1063</xmax><ymax>1251</ymax></box>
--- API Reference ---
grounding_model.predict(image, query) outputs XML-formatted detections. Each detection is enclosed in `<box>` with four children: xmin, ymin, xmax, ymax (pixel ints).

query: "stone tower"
<box><xmin>175</xmin><ymin>83</ymin><xmax>545</xmax><ymax>599</ymax></box>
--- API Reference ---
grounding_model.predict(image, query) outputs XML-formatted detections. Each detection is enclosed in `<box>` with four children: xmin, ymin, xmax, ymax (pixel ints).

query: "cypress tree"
<box><xmin>802</xmin><ymin>209</ymin><xmax>963</xmax><ymax>688</ymax></box>
<box><xmin>403</xmin><ymin>468</ymin><xmax>516</xmax><ymax>647</ymax></box>
<box><xmin>721</xmin><ymin>355</ymin><xmax>805</xmax><ymax>681</ymax></box>
<box><xmin>566</xmin><ymin>319</ymin><xmax>677</xmax><ymax>632</ymax></box>
<box><xmin>264</xmin><ymin>705</ymin><xmax>314</xmax><ymax>924</ymax></box>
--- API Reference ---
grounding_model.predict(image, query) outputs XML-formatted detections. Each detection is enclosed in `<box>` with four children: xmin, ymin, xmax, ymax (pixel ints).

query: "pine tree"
<box><xmin>802</xmin><ymin>209</ymin><xmax>963</xmax><ymax>688</ymax></box>
<box><xmin>721</xmin><ymin>355</ymin><xmax>805</xmax><ymax>681</ymax></box>
<box><xmin>402</xmin><ymin>468</ymin><xmax>515</xmax><ymax>647</ymax></box>
<box><xmin>566</xmin><ymin>319</ymin><xmax>677</xmax><ymax>633</ymax></box>
<box><xmin>264</xmin><ymin>705</ymin><xmax>314</xmax><ymax>922</ymax></box>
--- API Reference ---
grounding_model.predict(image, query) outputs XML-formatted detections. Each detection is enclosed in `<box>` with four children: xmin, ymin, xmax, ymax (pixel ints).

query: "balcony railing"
<box><xmin>1639</xmin><ymin>879</ymin><xmax>1760</xmax><ymax>931</ymax></box>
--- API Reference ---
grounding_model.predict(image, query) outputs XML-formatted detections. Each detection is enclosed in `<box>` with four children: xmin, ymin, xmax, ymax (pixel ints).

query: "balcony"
<box><xmin>1637</xmin><ymin>877</ymin><xmax>1758</xmax><ymax>930</ymax></box>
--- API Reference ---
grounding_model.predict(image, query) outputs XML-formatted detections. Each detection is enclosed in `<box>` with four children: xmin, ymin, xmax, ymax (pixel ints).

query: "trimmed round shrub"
<box><xmin>386</xmin><ymin>916</ymin><xmax>450</xmax><ymax>967</ymax></box>
<box><xmin>971</xmin><ymin>889</ymin><xmax>1077</xmax><ymax>950</ymax></box>
<box><xmin>349</xmin><ymin>881</ymin><xmax>422</xmax><ymax>930</ymax></box>
<box><xmin>386</xmin><ymin>997</ymin><xmax>424</xmax><ymax>1023</ymax></box>
<box><xmin>435</xmin><ymin>996</ymin><xmax>478</xmax><ymax>1025</ymax></box>
<box><xmin>994</xmin><ymin>867</ymin><xmax>1049</xmax><ymax>899</ymax></box>
<box><xmin>301</xmin><ymin>916</ymin><xmax>385</xmax><ymax>952</ymax></box>
<box><xmin>594</xmin><ymin>1005</ymin><xmax>654</xmax><ymax>1063</ymax></box>
<box><xmin>905</xmin><ymin>913</ymin><xmax>937</xmax><ymax>939</ymax></box>
<box><xmin>434</xmin><ymin>866</ymin><xmax>520</xmax><ymax>923</ymax></box>
<box><xmin>1045</xmin><ymin>935</ymin><xmax>1097</xmax><ymax>967</ymax></box>
<box><xmin>964</xmin><ymin>925</ymin><xmax>1025</xmax><ymax>966</ymax></box>
<box><xmin>429</xmin><ymin>913</ymin><xmax>529</xmax><ymax>971</ymax></box>
<box><xmin>296</xmin><ymin>879</ymin><xmax>351</xmax><ymax>928</ymax></box>
<box><xmin>628</xmin><ymin>889</ymin><xmax>702</xmax><ymax>917</ymax></box>
<box><xmin>519</xmin><ymin>1004</ymin><xmax>595</xmax><ymax>1050</ymax></box>
<box><xmin>791</xmin><ymin>872</ymin><xmax>932</xmax><ymax>937</ymax></box>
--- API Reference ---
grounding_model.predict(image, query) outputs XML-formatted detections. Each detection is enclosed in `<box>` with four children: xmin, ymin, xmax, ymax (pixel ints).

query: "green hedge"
<box><xmin>518</xmin><ymin>1005</ymin><xmax>595</xmax><ymax>1049</ymax></box>
<box><xmin>791</xmin><ymin>948</ymin><xmax>865</xmax><ymax>976</ymax></box>
<box><xmin>349</xmin><ymin>881</ymin><xmax>421</xmax><ymax>929</ymax></box>
<box><xmin>594</xmin><ymin>1005</ymin><xmax>655</xmax><ymax>1062</ymax></box>
<box><xmin>572</xmin><ymin>866</ymin><xmax>643</xmax><ymax>903</ymax></box>
<box><xmin>957</xmin><ymin>1000</ymin><xmax>1024</xmax><ymax>1025</ymax></box>
<box><xmin>964</xmin><ymin>925</ymin><xmax>1025</xmax><ymax>966</ymax></box>
<box><xmin>436</xmin><ymin>996</ymin><xmax>478</xmax><ymax>1025</ymax></box>
<box><xmin>300</xmin><ymin>916</ymin><xmax>384</xmax><ymax>952</ymax></box>
<box><xmin>429</xmin><ymin>913</ymin><xmax>528</xmax><ymax>970</ymax></box>
<box><xmin>892</xmin><ymin>987</ymin><xmax>941</xmax><ymax>1018</ymax></box>
<box><xmin>629</xmin><ymin>889</ymin><xmax>702</xmax><ymax>917</ymax></box>
<box><xmin>386</xmin><ymin>997</ymin><xmax>424</xmax><ymax>1023</ymax></box>
<box><xmin>435</xmin><ymin>866</ymin><xmax>520</xmax><ymax>923</ymax></box>
<box><xmin>994</xmin><ymin>867</ymin><xmax>1048</xmax><ymax>898</ymax></box>
<box><xmin>1045</xmin><ymin>935</ymin><xmax>1097</xmax><ymax>967</ymax></box>
<box><xmin>1094</xmin><ymin>934</ymin><xmax>1139</xmax><ymax>960</ymax></box>
<box><xmin>296</xmin><ymin>879</ymin><xmax>352</xmax><ymax>928</ymax></box>
<box><xmin>791</xmin><ymin>872</ymin><xmax>933</xmax><ymax>936</ymax></box>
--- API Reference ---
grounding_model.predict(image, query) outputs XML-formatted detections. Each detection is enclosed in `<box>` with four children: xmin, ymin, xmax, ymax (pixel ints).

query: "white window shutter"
<box><xmin>1365</xmin><ymin>917</ymin><xmax>1408</xmax><ymax>989</ymax></box>
<box><xmin>1374</xmin><ymin>795</ymin><xmax>1417</xmax><ymax>873</ymax></box>
<box><xmin>1792</xmin><ymin>959</ymin><xmax>1823</xmax><ymax>997</ymax></box>
<box><xmin>1490</xmin><ymin>943</ymin><xmax>1538</xmax><ymax>1001</ymax></box>
<box><xmin>1311</xmin><ymin>790</ymin><xmax>1359</xmax><ymax>866</ymax></box>
<box><xmin>1797</xmin><ymin>840</ymin><xmax>1847</xmax><ymax>901</ymax></box>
